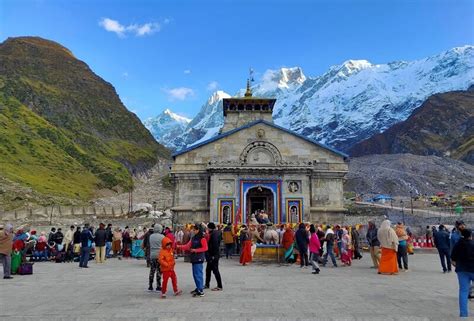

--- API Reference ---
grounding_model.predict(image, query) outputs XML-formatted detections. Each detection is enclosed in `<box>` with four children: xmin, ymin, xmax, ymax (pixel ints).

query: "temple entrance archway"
<box><xmin>246</xmin><ymin>186</ymin><xmax>274</xmax><ymax>221</ymax></box>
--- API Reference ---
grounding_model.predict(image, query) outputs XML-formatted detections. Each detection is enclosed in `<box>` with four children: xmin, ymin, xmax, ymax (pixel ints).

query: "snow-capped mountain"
<box><xmin>149</xmin><ymin>46</ymin><xmax>474</xmax><ymax>152</ymax></box>
<box><xmin>143</xmin><ymin>109</ymin><xmax>191</xmax><ymax>146</ymax></box>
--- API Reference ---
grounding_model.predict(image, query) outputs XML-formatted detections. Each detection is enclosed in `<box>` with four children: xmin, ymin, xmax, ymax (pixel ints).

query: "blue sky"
<box><xmin>1</xmin><ymin>0</ymin><xmax>473</xmax><ymax>120</ymax></box>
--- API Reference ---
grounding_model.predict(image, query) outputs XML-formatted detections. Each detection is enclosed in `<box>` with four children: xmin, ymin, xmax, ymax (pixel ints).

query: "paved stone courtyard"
<box><xmin>0</xmin><ymin>253</ymin><xmax>464</xmax><ymax>321</ymax></box>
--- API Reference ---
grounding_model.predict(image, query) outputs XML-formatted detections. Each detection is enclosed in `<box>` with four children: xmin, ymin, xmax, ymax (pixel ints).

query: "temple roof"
<box><xmin>172</xmin><ymin>119</ymin><xmax>349</xmax><ymax>160</ymax></box>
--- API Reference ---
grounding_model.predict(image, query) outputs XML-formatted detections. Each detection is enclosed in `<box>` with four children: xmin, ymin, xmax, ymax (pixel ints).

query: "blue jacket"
<box><xmin>450</xmin><ymin>230</ymin><xmax>461</xmax><ymax>254</ymax></box>
<box><xmin>433</xmin><ymin>229</ymin><xmax>450</xmax><ymax>250</ymax></box>
<box><xmin>80</xmin><ymin>229</ymin><xmax>94</xmax><ymax>248</ymax></box>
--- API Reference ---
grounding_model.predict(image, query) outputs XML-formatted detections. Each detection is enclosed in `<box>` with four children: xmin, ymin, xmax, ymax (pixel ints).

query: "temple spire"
<box><xmin>244</xmin><ymin>78</ymin><xmax>252</xmax><ymax>97</ymax></box>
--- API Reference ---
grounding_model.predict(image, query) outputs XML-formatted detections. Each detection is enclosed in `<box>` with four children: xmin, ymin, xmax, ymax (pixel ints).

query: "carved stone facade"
<box><xmin>171</xmin><ymin>95</ymin><xmax>349</xmax><ymax>224</ymax></box>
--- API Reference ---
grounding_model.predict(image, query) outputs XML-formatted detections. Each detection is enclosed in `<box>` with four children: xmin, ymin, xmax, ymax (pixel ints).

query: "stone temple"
<box><xmin>170</xmin><ymin>83</ymin><xmax>349</xmax><ymax>224</ymax></box>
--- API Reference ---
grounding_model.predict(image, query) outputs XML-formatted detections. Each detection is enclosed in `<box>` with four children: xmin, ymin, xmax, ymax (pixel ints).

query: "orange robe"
<box><xmin>240</xmin><ymin>240</ymin><xmax>252</xmax><ymax>265</ymax></box>
<box><xmin>378</xmin><ymin>248</ymin><xmax>398</xmax><ymax>274</ymax></box>
<box><xmin>282</xmin><ymin>229</ymin><xmax>294</xmax><ymax>250</ymax></box>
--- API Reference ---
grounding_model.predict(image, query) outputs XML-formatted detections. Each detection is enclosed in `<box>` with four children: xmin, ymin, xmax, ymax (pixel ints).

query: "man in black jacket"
<box><xmin>94</xmin><ymin>223</ymin><xmax>107</xmax><ymax>263</ymax></box>
<box><xmin>434</xmin><ymin>224</ymin><xmax>451</xmax><ymax>273</ymax></box>
<box><xmin>451</xmin><ymin>228</ymin><xmax>474</xmax><ymax>317</ymax></box>
<box><xmin>142</xmin><ymin>224</ymin><xmax>154</xmax><ymax>267</ymax></box>
<box><xmin>105</xmin><ymin>224</ymin><xmax>113</xmax><ymax>258</ymax></box>
<box><xmin>205</xmin><ymin>222</ymin><xmax>223</xmax><ymax>291</ymax></box>
<box><xmin>295</xmin><ymin>223</ymin><xmax>309</xmax><ymax>268</ymax></box>
<box><xmin>79</xmin><ymin>223</ymin><xmax>94</xmax><ymax>268</ymax></box>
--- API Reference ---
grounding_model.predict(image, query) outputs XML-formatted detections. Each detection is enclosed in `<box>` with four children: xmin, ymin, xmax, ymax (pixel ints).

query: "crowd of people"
<box><xmin>0</xmin><ymin>219</ymin><xmax>473</xmax><ymax>316</ymax></box>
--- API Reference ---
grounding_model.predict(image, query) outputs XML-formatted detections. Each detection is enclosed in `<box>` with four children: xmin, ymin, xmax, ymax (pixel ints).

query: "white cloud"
<box><xmin>164</xmin><ymin>87</ymin><xmax>195</xmax><ymax>101</ymax></box>
<box><xmin>184</xmin><ymin>69</ymin><xmax>192</xmax><ymax>74</ymax></box>
<box><xmin>122</xmin><ymin>72</ymin><xmax>129</xmax><ymax>77</ymax></box>
<box><xmin>129</xmin><ymin>22</ymin><xmax>161</xmax><ymax>36</ymax></box>
<box><xmin>99</xmin><ymin>18</ymin><xmax>162</xmax><ymax>37</ymax></box>
<box><xmin>207</xmin><ymin>81</ymin><xmax>219</xmax><ymax>91</ymax></box>
<box><xmin>99</xmin><ymin>18</ymin><xmax>126</xmax><ymax>37</ymax></box>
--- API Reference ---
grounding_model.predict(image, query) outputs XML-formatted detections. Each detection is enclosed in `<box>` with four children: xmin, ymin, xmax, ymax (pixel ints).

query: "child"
<box><xmin>159</xmin><ymin>237</ymin><xmax>182</xmax><ymax>298</ymax></box>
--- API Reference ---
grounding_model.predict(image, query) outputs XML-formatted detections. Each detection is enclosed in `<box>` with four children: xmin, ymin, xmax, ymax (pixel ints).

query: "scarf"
<box><xmin>377</xmin><ymin>220</ymin><xmax>399</xmax><ymax>250</ymax></box>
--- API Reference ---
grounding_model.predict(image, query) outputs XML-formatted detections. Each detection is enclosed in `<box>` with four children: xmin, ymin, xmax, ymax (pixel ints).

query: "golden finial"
<box><xmin>244</xmin><ymin>78</ymin><xmax>252</xmax><ymax>97</ymax></box>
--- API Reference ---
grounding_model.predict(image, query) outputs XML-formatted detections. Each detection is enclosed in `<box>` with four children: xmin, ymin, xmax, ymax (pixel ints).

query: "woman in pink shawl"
<box><xmin>341</xmin><ymin>229</ymin><xmax>352</xmax><ymax>266</ymax></box>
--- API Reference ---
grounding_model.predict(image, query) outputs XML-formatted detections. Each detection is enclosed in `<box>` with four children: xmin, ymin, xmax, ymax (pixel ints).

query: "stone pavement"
<box><xmin>0</xmin><ymin>253</ymin><xmax>465</xmax><ymax>321</ymax></box>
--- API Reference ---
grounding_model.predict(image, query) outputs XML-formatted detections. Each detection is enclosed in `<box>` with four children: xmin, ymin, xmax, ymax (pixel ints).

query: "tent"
<box><xmin>371</xmin><ymin>194</ymin><xmax>393</xmax><ymax>202</ymax></box>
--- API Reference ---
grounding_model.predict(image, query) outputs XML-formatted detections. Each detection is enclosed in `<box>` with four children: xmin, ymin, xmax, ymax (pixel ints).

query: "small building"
<box><xmin>170</xmin><ymin>83</ymin><xmax>349</xmax><ymax>224</ymax></box>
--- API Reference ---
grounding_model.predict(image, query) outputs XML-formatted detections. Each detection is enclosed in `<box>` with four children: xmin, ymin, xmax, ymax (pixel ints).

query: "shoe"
<box><xmin>174</xmin><ymin>290</ymin><xmax>183</xmax><ymax>296</ymax></box>
<box><xmin>156</xmin><ymin>287</ymin><xmax>162</xmax><ymax>292</ymax></box>
<box><xmin>443</xmin><ymin>270</ymin><xmax>447</xmax><ymax>274</ymax></box>
<box><xmin>404</xmin><ymin>269</ymin><xmax>409</xmax><ymax>272</ymax></box>
<box><xmin>211</xmin><ymin>287</ymin><xmax>223</xmax><ymax>291</ymax></box>
<box><xmin>193</xmin><ymin>291</ymin><xmax>205</xmax><ymax>297</ymax></box>
<box><xmin>3</xmin><ymin>276</ymin><xmax>13</xmax><ymax>279</ymax></box>
<box><xmin>204</xmin><ymin>285</ymin><xmax>210</xmax><ymax>289</ymax></box>
<box><xmin>148</xmin><ymin>286</ymin><xmax>153</xmax><ymax>291</ymax></box>
<box><xmin>190</xmin><ymin>289</ymin><xmax>198</xmax><ymax>295</ymax></box>
<box><xmin>161</xmin><ymin>294</ymin><xmax>166</xmax><ymax>299</ymax></box>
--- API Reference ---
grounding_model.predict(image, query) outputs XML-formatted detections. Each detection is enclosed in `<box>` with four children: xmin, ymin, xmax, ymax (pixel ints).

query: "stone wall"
<box><xmin>0</xmin><ymin>205</ymin><xmax>127</xmax><ymax>222</ymax></box>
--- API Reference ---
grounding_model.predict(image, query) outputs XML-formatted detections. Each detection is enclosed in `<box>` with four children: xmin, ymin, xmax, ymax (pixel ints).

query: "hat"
<box><xmin>207</xmin><ymin>222</ymin><xmax>216</xmax><ymax>230</ymax></box>
<box><xmin>154</xmin><ymin>224</ymin><xmax>163</xmax><ymax>234</ymax></box>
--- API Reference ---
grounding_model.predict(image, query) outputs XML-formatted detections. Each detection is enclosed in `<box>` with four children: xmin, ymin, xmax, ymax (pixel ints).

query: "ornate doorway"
<box><xmin>240</xmin><ymin>180</ymin><xmax>282</xmax><ymax>224</ymax></box>
<box><xmin>246</xmin><ymin>186</ymin><xmax>274</xmax><ymax>220</ymax></box>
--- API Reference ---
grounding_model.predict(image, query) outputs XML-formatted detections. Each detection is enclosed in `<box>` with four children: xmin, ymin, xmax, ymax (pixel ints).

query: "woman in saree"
<box><xmin>239</xmin><ymin>225</ymin><xmax>252</xmax><ymax>266</ymax></box>
<box><xmin>377</xmin><ymin>220</ymin><xmax>399</xmax><ymax>275</ymax></box>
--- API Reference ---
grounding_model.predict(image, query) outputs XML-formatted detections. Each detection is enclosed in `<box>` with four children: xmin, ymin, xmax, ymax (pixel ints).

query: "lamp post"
<box><xmin>400</xmin><ymin>200</ymin><xmax>405</xmax><ymax>224</ymax></box>
<box><xmin>409</xmin><ymin>191</ymin><xmax>414</xmax><ymax>215</ymax></box>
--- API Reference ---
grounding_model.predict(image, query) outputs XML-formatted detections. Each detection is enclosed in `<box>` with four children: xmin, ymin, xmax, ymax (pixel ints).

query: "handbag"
<box><xmin>18</xmin><ymin>262</ymin><xmax>34</xmax><ymax>275</ymax></box>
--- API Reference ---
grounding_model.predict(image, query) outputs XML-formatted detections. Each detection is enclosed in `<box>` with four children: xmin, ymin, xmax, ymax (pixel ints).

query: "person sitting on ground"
<box><xmin>33</xmin><ymin>237</ymin><xmax>48</xmax><ymax>261</ymax></box>
<box><xmin>159</xmin><ymin>237</ymin><xmax>182</xmax><ymax>298</ymax></box>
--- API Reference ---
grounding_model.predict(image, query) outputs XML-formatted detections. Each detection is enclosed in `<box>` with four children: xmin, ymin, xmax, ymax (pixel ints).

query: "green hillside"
<box><xmin>0</xmin><ymin>37</ymin><xmax>169</xmax><ymax>209</ymax></box>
